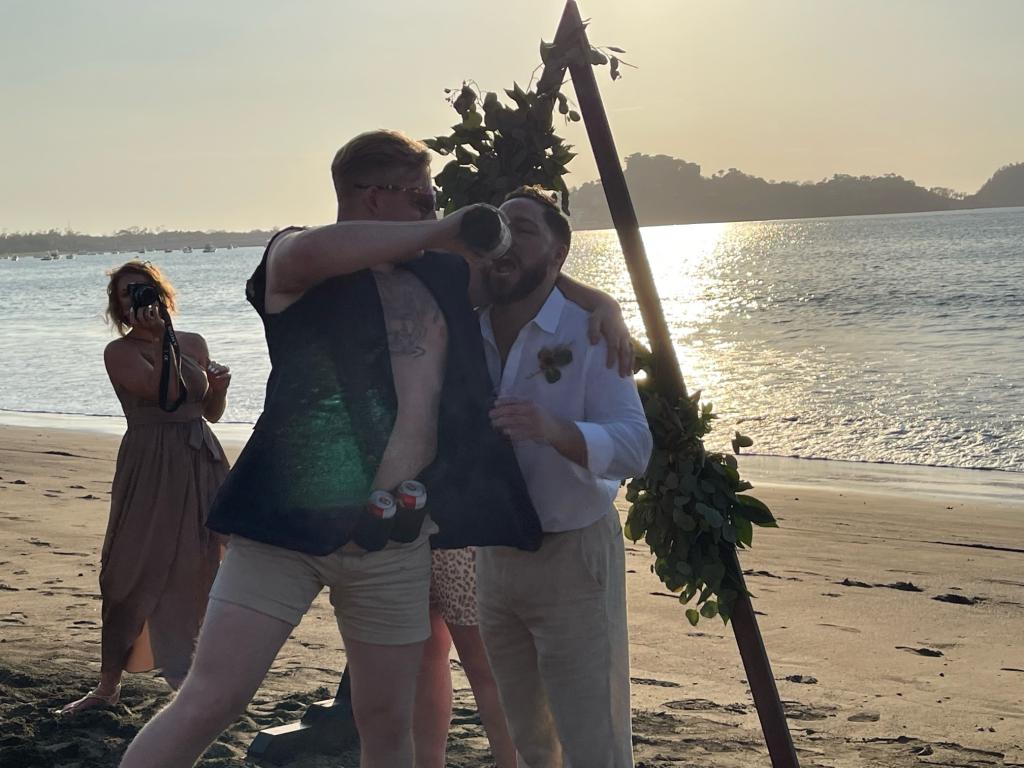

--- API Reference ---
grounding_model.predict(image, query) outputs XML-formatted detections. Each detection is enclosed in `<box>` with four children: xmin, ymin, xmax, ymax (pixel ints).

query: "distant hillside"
<box><xmin>4</xmin><ymin>162</ymin><xmax>1022</xmax><ymax>252</ymax></box>
<box><xmin>568</xmin><ymin>156</ymin><xmax>1024</xmax><ymax>230</ymax></box>
<box><xmin>971</xmin><ymin>163</ymin><xmax>1024</xmax><ymax>208</ymax></box>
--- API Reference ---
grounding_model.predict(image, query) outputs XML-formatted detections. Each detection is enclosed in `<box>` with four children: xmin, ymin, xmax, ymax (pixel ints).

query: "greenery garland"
<box><xmin>428</xmin><ymin>34</ymin><xmax>777</xmax><ymax>625</ymax></box>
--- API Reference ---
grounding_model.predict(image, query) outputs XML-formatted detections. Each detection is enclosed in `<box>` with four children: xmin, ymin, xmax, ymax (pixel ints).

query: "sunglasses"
<box><xmin>354</xmin><ymin>183</ymin><xmax>439</xmax><ymax>217</ymax></box>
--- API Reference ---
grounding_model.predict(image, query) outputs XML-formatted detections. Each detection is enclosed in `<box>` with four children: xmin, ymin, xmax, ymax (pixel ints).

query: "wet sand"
<box><xmin>1</xmin><ymin>423</ymin><xmax>1022</xmax><ymax>767</ymax></box>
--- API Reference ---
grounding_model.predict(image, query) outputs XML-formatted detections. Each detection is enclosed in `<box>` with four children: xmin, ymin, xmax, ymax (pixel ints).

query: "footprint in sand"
<box><xmin>782</xmin><ymin>700</ymin><xmax>837</xmax><ymax>720</ymax></box>
<box><xmin>0</xmin><ymin>583</ymin><xmax>19</xmax><ymax>592</ymax></box>
<box><xmin>631</xmin><ymin>677</ymin><xmax>681</xmax><ymax>688</ymax></box>
<box><xmin>79</xmin><ymin>494</ymin><xmax>103</xmax><ymax>500</ymax></box>
<box><xmin>818</xmin><ymin>623</ymin><xmax>861</xmax><ymax>634</ymax></box>
<box><xmin>933</xmin><ymin>593</ymin><xmax>984</xmax><ymax>606</ymax></box>
<box><xmin>836</xmin><ymin>578</ymin><xmax>873</xmax><ymax>588</ymax></box>
<box><xmin>895</xmin><ymin>646</ymin><xmax>943</xmax><ymax>657</ymax></box>
<box><xmin>745</xmin><ymin>569</ymin><xmax>802</xmax><ymax>582</ymax></box>
<box><xmin>9</xmin><ymin>479</ymin><xmax>27</xmax><ymax>485</ymax></box>
<box><xmin>848</xmin><ymin>711</ymin><xmax>880</xmax><ymax>722</ymax></box>
<box><xmin>783</xmin><ymin>674</ymin><xmax>818</xmax><ymax>684</ymax></box>
<box><xmin>879</xmin><ymin>581</ymin><xmax>923</xmax><ymax>592</ymax></box>
<box><xmin>69</xmin><ymin>484</ymin><xmax>86</xmax><ymax>489</ymax></box>
<box><xmin>26</xmin><ymin>538</ymin><xmax>52</xmax><ymax>547</ymax></box>
<box><xmin>663</xmin><ymin>698</ymin><xmax>749</xmax><ymax>714</ymax></box>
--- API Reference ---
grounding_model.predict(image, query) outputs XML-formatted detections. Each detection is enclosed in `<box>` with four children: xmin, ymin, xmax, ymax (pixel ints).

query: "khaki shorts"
<box><xmin>209</xmin><ymin>533</ymin><xmax>432</xmax><ymax>646</ymax></box>
<box><xmin>429</xmin><ymin>547</ymin><xmax>478</xmax><ymax>626</ymax></box>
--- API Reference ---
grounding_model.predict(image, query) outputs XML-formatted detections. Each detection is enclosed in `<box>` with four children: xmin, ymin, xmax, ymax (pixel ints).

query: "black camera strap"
<box><xmin>158</xmin><ymin>307</ymin><xmax>189</xmax><ymax>412</ymax></box>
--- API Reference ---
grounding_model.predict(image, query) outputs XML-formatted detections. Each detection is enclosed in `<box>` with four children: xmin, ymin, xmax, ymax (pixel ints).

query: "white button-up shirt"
<box><xmin>480</xmin><ymin>288</ymin><xmax>654</xmax><ymax>532</ymax></box>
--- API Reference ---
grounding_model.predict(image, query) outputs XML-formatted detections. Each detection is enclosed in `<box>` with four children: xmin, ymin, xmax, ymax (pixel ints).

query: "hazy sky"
<box><xmin>2</xmin><ymin>0</ymin><xmax>1021</xmax><ymax>233</ymax></box>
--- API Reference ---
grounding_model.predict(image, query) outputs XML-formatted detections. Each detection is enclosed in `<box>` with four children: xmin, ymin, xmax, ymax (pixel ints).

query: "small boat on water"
<box><xmin>202</xmin><ymin>244</ymin><xmax>215</xmax><ymax>253</ymax></box>
<box><xmin>183</xmin><ymin>246</ymin><xmax>193</xmax><ymax>253</ymax></box>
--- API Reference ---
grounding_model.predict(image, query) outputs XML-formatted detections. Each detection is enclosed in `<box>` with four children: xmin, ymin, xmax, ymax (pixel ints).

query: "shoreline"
<box><xmin>2</xmin><ymin>408</ymin><xmax>1020</xmax><ymax>504</ymax></box>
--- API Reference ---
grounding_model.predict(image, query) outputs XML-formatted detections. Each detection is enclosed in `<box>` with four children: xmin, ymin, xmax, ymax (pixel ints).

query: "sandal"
<box><xmin>58</xmin><ymin>684</ymin><xmax>121</xmax><ymax>715</ymax></box>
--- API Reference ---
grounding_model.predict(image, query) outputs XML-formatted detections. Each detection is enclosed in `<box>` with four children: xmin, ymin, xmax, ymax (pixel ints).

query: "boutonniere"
<box><xmin>528</xmin><ymin>343</ymin><xmax>573</xmax><ymax>383</ymax></box>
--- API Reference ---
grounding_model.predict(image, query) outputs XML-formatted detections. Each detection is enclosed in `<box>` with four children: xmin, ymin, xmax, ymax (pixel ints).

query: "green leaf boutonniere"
<box><xmin>529</xmin><ymin>343</ymin><xmax>573</xmax><ymax>383</ymax></box>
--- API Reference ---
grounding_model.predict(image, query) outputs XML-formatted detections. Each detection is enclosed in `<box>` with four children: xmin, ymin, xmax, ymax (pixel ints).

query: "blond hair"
<box><xmin>331</xmin><ymin>129</ymin><xmax>431</xmax><ymax>200</ymax></box>
<box><xmin>105</xmin><ymin>260</ymin><xmax>178</xmax><ymax>336</ymax></box>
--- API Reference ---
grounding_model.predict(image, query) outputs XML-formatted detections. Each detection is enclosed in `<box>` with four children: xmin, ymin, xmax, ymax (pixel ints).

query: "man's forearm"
<box><xmin>271</xmin><ymin>217</ymin><xmax>461</xmax><ymax>294</ymax></box>
<box><xmin>547</xmin><ymin>418</ymin><xmax>589</xmax><ymax>468</ymax></box>
<box><xmin>556</xmin><ymin>273</ymin><xmax>617</xmax><ymax>312</ymax></box>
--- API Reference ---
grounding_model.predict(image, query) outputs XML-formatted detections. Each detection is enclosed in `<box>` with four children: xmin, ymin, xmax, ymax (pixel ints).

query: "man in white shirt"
<box><xmin>477</xmin><ymin>186</ymin><xmax>653</xmax><ymax>767</ymax></box>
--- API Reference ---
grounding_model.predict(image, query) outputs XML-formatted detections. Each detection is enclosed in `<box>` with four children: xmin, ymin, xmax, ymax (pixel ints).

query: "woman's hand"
<box><xmin>128</xmin><ymin>304</ymin><xmax>166</xmax><ymax>338</ymax></box>
<box><xmin>206</xmin><ymin>361</ymin><xmax>232</xmax><ymax>394</ymax></box>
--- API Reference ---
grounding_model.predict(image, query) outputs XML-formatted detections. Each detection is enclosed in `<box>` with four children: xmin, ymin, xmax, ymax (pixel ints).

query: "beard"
<box><xmin>484</xmin><ymin>257</ymin><xmax>550</xmax><ymax>305</ymax></box>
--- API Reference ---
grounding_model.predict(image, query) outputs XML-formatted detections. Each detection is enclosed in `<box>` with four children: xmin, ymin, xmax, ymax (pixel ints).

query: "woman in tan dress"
<box><xmin>61</xmin><ymin>260</ymin><xmax>231</xmax><ymax>714</ymax></box>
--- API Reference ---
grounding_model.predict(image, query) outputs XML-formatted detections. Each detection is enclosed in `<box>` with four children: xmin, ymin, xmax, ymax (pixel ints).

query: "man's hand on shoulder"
<box><xmin>586</xmin><ymin>300</ymin><xmax>635</xmax><ymax>377</ymax></box>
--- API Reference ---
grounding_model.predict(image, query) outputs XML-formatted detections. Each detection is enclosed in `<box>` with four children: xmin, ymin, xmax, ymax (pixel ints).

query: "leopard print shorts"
<box><xmin>429</xmin><ymin>547</ymin><xmax>478</xmax><ymax>626</ymax></box>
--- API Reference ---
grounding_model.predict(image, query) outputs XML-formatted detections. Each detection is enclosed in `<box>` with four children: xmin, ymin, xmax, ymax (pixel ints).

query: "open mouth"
<box><xmin>491</xmin><ymin>256</ymin><xmax>518</xmax><ymax>276</ymax></box>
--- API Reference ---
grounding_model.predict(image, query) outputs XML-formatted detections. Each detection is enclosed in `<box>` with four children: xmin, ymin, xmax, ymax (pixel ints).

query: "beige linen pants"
<box><xmin>477</xmin><ymin>511</ymin><xmax>633</xmax><ymax>768</ymax></box>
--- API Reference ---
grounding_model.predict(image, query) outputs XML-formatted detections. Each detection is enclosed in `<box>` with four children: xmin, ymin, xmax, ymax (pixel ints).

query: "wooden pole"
<box><xmin>540</xmin><ymin>3</ymin><xmax>800</xmax><ymax>765</ymax></box>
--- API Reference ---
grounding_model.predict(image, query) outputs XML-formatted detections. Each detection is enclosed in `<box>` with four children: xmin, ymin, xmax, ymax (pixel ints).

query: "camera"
<box><xmin>127</xmin><ymin>282</ymin><xmax>160</xmax><ymax>310</ymax></box>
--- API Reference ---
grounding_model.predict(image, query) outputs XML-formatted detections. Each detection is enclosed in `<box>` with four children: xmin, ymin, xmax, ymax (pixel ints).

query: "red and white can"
<box><xmin>368</xmin><ymin>490</ymin><xmax>397</xmax><ymax>519</ymax></box>
<box><xmin>396</xmin><ymin>480</ymin><xmax>427</xmax><ymax>511</ymax></box>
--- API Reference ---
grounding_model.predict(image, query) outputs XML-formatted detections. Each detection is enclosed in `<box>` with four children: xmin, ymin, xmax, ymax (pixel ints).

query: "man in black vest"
<box><xmin>120</xmin><ymin>130</ymin><xmax>630</xmax><ymax>768</ymax></box>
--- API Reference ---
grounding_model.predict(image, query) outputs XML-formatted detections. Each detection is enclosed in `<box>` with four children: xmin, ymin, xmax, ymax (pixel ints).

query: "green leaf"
<box><xmin>544</xmin><ymin>368</ymin><xmax>561</xmax><ymax>384</ymax></box>
<box><xmin>736</xmin><ymin>494</ymin><xmax>777</xmax><ymax>527</ymax></box>
<box><xmin>703</xmin><ymin>562</ymin><xmax>726</xmax><ymax>591</ymax></box>
<box><xmin>721</xmin><ymin>523</ymin><xmax>737</xmax><ymax>544</ymax></box>
<box><xmin>734</xmin><ymin>516</ymin><xmax>754</xmax><ymax>547</ymax></box>
<box><xmin>685</xmin><ymin>608</ymin><xmax>700</xmax><ymax>626</ymax></box>
<box><xmin>551</xmin><ymin>347</ymin><xmax>573</xmax><ymax>366</ymax></box>
<box><xmin>700</xmin><ymin>600</ymin><xmax>719</xmax><ymax>619</ymax></box>
<box><xmin>731</xmin><ymin>431</ymin><xmax>754</xmax><ymax>453</ymax></box>
<box><xmin>696</xmin><ymin>502</ymin><xmax>723</xmax><ymax>528</ymax></box>
<box><xmin>539</xmin><ymin>39</ymin><xmax>559</xmax><ymax>65</ymax></box>
<box><xmin>567</xmin><ymin>110</ymin><xmax>581</xmax><ymax>122</ymax></box>
<box><xmin>672</xmin><ymin>508</ymin><xmax>696</xmax><ymax>531</ymax></box>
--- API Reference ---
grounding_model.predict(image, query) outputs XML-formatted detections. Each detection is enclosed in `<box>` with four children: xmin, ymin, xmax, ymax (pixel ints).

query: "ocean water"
<box><xmin>1</xmin><ymin>207</ymin><xmax>1021</xmax><ymax>474</ymax></box>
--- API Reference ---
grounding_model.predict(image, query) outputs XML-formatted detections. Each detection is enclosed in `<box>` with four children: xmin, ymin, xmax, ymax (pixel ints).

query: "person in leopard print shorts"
<box><xmin>413</xmin><ymin>546</ymin><xmax>516</xmax><ymax>767</ymax></box>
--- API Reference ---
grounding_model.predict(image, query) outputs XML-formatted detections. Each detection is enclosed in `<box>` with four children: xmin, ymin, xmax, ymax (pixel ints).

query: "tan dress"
<box><xmin>99</xmin><ymin>353</ymin><xmax>229</xmax><ymax>682</ymax></box>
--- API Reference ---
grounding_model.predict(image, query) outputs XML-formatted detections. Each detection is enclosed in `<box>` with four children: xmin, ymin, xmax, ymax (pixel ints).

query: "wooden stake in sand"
<box><xmin>539</xmin><ymin>2</ymin><xmax>800</xmax><ymax>766</ymax></box>
<box><xmin>250</xmin><ymin>3</ymin><xmax>800</xmax><ymax>765</ymax></box>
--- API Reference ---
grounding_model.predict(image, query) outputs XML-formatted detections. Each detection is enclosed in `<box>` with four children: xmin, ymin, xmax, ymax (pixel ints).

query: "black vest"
<box><xmin>207</xmin><ymin>233</ymin><xmax>541</xmax><ymax>554</ymax></box>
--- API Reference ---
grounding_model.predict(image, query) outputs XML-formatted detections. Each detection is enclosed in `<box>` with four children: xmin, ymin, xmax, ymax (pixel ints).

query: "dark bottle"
<box><xmin>459</xmin><ymin>204</ymin><xmax>511</xmax><ymax>259</ymax></box>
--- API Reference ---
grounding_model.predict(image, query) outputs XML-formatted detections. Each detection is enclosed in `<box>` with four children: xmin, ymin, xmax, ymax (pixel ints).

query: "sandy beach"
<box><xmin>1</xmin><ymin>422</ymin><xmax>1022</xmax><ymax>767</ymax></box>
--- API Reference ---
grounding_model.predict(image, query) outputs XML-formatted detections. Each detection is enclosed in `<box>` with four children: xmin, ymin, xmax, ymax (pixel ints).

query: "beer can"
<box><xmin>396</xmin><ymin>480</ymin><xmax>427</xmax><ymax>511</ymax></box>
<box><xmin>368</xmin><ymin>490</ymin><xmax>397</xmax><ymax>519</ymax></box>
